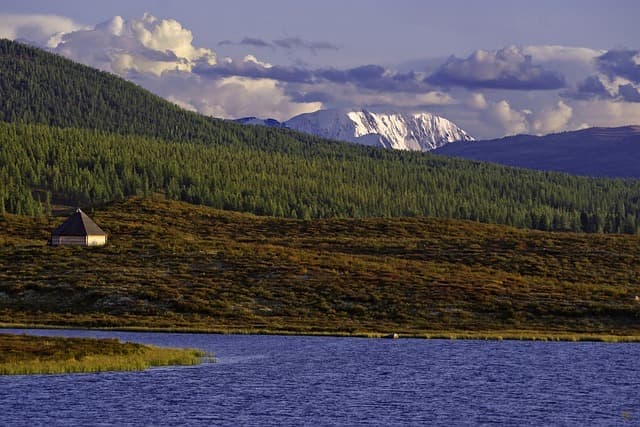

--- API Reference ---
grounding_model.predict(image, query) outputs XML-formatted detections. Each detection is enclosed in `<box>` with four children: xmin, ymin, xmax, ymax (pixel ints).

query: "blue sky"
<box><xmin>1</xmin><ymin>0</ymin><xmax>640</xmax><ymax>138</ymax></box>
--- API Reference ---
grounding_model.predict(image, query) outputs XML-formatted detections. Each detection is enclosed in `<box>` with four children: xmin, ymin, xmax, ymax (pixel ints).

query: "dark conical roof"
<box><xmin>51</xmin><ymin>209</ymin><xmax>106</xmax><ymax>236</ymax></box>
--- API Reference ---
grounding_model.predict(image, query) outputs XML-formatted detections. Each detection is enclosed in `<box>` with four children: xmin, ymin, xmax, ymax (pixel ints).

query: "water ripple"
<box><xmin>1</xmin><ymin>329</ymin><xmax>639</xmax><ymax>426</ymax></box>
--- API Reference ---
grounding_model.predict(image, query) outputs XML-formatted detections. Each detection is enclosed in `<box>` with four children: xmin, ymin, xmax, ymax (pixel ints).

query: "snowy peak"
<box><xmin>284</xmin><ymin>109</ymin><xmax>473</xmax><ymax>151</ymax></box>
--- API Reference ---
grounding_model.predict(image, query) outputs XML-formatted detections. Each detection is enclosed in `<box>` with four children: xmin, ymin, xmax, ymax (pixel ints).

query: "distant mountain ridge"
<box><xmin>236</xmin><ymin>109</ymin><xmax>474</xmax><ymax>152</ymax></box>
<box><xmin>235</xmin><ymin>117</ymin><xmax>286</xmax><ymax>128</ymax></box>
<box><xmin>434</xmin><ymin>126</ymin><xmax>640</xmax><ymax>178</ymax></box>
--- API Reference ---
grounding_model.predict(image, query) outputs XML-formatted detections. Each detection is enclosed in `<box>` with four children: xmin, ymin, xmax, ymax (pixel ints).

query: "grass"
<box><xmin>1</xmin><ymin>195</ymin><xmax>640</xmax><ymax>338</ymax></box>
<box><xmin>0</xmin><ymin>333</ymin><xmax>208</xmax><ymax>375</ymax></box>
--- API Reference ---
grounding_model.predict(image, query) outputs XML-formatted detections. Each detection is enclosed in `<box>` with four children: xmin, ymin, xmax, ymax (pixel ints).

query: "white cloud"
<box><xmin>466</xmin><ymin>93</ymin><xmax>488</xmax><ymax>110</ymax></box>
<box><xmin>136</xmin><ymin>72</ymin><xmax>321</xmax><ymax>121</ymax></box>
<box><xmin>211</xmin><ymin>76</ymin><xmax>322</xmax><ymax>120</ymax></box>
<box><xmin>50</xmin><ymin>14</ymin><xmax>216</xmax><ymax>76</ymax></box>
<box><xmin>2</xmin><ymin>13</ymin><xmax>637</xmax><ymax>137</ymax></box>
<box><xmin>347</xmin><ymin>89</ymin><xmax>454</xmax><ymax>108</ymax></box>
<box><xmin>0</xmin><ymin>14</ymin><xmax>84</xmax><ymax>47</ymax></box>
<box><xmin>126</xmin><ymin>13</ymin><xmax>215</xmax><ymax>64</ymax></box>
<box><xmin>571</xmin><ymin>99</ymin><xmax>640</xmax><ymax>128</ymax></box>
<box><xmin>531</xmin><ymin>100</ymin><xmax>573</xmax><ymax>134</ymax></box>
<box><xmin>428</xmin><ymin>45</ymin><xmax>566</xmax><ymax>90</ymax></box>
<box><xmin>484</xmin><ymin>100</ymin><xmax>529</xmax><ymax>135</ymax></box>
<box><xmin>7</xmin><ymin>13</ymin><xmax>319</xmax><ymax>120</ymax></box>
<box><xmin>243</xmin><ymin>54</ymin><xmax>272</xmax><ymax>68</ymax></box>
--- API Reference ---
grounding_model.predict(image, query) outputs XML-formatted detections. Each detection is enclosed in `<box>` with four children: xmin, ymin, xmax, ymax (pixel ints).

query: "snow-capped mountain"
<box><xmin>285</xmin><ymin>109</ymin><xmax>474</xmax><ymax>151</ymax></box>
<box><xmin>234</xmin><ymin>109</ymin><xmax>474</xmax><ymax>152</ymax></box>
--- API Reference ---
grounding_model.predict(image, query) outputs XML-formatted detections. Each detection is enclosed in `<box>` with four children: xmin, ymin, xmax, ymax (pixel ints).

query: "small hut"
<box><xmin>50</xmin><ymin>209</ymin><xmax>107</xmax><ymax>246</ymax></box>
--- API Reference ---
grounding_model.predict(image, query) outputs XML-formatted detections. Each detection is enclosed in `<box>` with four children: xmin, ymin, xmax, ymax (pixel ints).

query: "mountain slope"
<box><xmin>235</xmin><ymin>117</ymin><xmax>286</xmax><ymax>127</ymax></box>
<box><xmin>434</xmin><ymin>126</ymin><xmax>640</xmax><ymax>178</ymax></box>
<box><xmin>0</xmin><ymin>38</ymin><xmax>344</xmax><ymax>154</ymax></box>
<box><xmin>5</xmin><ymin>120</ymin><xmax>640</xmax><ymax>233</ymax></box>
<box><xmin>284</xmin><ymin>109</ymin><xmax>474</xmax><ymax>151</ymax></box>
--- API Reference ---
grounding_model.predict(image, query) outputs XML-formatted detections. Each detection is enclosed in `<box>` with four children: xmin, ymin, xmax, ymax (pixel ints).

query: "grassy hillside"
<box><xmin>1</xmin><ymin>197</ymin><xmax>639</xmax><ymax>337</ymax></box>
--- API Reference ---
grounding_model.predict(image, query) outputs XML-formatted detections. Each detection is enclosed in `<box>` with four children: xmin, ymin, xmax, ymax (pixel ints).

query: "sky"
<box><xmin>1</xmin><ymin>0</ymin><xmax>640</xmax><ymax>138</ymax></box>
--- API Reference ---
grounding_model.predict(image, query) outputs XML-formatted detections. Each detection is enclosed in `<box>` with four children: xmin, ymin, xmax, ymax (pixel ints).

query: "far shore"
<box><xmin>3</xmin><ymin>323</ymin><xmax>640</xmax><ymax>343</ymax></box>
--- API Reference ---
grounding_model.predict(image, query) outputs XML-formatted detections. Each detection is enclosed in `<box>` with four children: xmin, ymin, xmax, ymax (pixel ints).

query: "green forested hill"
<box><xmin>3</xmin><ymin>121</ymin><xmax>640</xmax><ymax>233</ymax></box>
<box><xmin>2</xmin><ymin>39</ymin><xmax>640</xmax><ymax>233</ymax></box>
<box><xmin>0</xmin><ymin>38</ymin><xmax>354</xmax><ymax>153</ymax></box>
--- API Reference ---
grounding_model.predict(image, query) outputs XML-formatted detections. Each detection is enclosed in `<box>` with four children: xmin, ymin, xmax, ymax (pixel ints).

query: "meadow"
<box><xmin>1</xmin><ymin>196</ymin><xmax>640</xmax><ymax>338</ymax></box>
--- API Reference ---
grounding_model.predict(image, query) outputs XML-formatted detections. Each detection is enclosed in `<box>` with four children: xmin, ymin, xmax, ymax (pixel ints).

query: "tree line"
<box><xmin>3</xmin><ymin>122</ymin><xmax>640</xmax><ymax>234</ymax></box>
<box><xmin>3</xmin><ymin>39</ymin><xmax>640</xmax><ymax>233</ymax></box>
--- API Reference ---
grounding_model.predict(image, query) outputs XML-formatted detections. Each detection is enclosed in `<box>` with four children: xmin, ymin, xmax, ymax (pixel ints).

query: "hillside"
<box><xmin>3</xmin><ymin>39</ymin><xmax>640</xmax><ymax>234</ymax></box>
<box><xmin>1</xmin><ymin>197</ymin><xmax>640</xmax><ymax>337</ymax></box>
<box><xmin>5</xmin><ymin>122</ymin><xmax>640</xmax><ymax>233</ymax></box>
<box><xmin>434</xmin><ymin>126</ymin><xmax>640</xmax><ymax>178</ymax></box>
<box><xmin>0</xmin><ymin>38</ymin><xmax>343</xmax><ymax>154</ymax></box>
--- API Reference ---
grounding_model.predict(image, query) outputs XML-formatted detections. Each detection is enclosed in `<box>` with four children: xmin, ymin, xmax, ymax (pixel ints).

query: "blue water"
<box><xmin>1</xmin><ymin>329</ymin><xmax>639</xmax><ymax>426</ymax></box>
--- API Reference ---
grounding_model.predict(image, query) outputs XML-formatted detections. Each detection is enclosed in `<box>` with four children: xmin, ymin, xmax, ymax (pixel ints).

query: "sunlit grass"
<box><xmin>2</xmin><ymin>196</ymin><xmax>640</xmax><ymax>338</ymax></box>
<box><xmin>0</xmin><ymin>333</ymin><xmax>210</xmax><ymax>375</ymax></box>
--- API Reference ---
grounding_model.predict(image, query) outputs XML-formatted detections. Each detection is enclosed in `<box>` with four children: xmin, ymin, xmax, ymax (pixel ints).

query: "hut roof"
<box><xmin>52</xmin><ymin>209</ymin><xmax>106</xmax><ymax>236</ymax></box>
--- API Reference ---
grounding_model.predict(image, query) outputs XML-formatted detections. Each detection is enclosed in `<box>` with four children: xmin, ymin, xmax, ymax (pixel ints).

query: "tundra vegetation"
<box><xmin>1</xmin><ymin>197</ymin><xmax>639</xmax><ymax>339</ymax></box>
<box><xmin>0</xmin><ymin>333</ymin><xmax>206</xmax><ymax>375</ymax></box>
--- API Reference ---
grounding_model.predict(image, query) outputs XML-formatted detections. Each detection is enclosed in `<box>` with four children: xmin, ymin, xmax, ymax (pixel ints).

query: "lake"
<box><xmin>1</xmin><ymin>329</ymin><xmax>639</xmax><ymax>425</ymax></box>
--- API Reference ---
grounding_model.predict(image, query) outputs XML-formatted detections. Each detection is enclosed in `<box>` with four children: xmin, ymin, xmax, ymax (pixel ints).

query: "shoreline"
<box><xmin>3</xmin><ymin>323</ymin><xmax>640</xmax><ymax>343</ymax></box>
<box><xmin>0</xmin><ymin>332</ymin><xmax>210</xmax><ymax>376</ymax></box>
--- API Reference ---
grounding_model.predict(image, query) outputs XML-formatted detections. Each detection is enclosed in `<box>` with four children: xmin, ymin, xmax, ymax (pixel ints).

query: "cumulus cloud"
<box><xmin>618</xmin><ymin>84</ymin><xmax>640</xmax><ymax>102</ymax></box>
<box><xmin>128</xmin><ymin>14</ymin><xmax>214</xmax><ymax>62</ymax></box>
<box><xmin>569</xmin><ymin>75</ymin><xmax>612</xmax><ymax>100</ymax></box>
<box><xmin>466</xmin><ymin>93</ymin><xmax>489</xmax><ymax>110</ymax></box>
<box><xmin>138</xmin><ymin>71</ymin><xmax>321</xmax><ymax>120</ymax></box>
<box><xmin>461</xmin><ymin>96</ymin><xmax>574</xmax><ymax>136</ymax></box>
<box><xmin>596</xmin><ymin>49</ymin><xmax>640</xmax><ymax>83</ymax></box>
<box><xmin>5</xmin><ymin>12</ymin><xmax>636</xmax><ymax>137</ymax></box>
<box><xmin>50</xmin><ymin>13</ymin><xmax>216</xmax><ymax>76</ymax></box>
<box><xmin>482</xmin><ymin>100</ymin><xmax>529</xmax><ymax>135</ymax></box>
<box><xmin>286</xmin><ymin>82</ymin><xmax>454</xmax><ymax>111</ymax></box>
<box><xmin>8</xmin><ymin>13</ymin><xmax>319</xmax><ymax>120</ymax></box>
<box><xmin>565</xmin><ymin>49</ymin><xmax>640</xmax><ymax>103</ymax></box>
<box><xmin>195</xmin><ymin>61</ymin><xmax>432</xmax><ymax>93</ymax></box>
<box><xmin>571</xmin><ymin>99</ymin><xmax>640</xmax><ymax>128</ymax></box>
<box><xmin>427</xmin><ymin>46</ymin><xmax>566</xmax><ymax>90</ymax></box>
<box><xmin>212</xmin><ymin>76</ymin><xmax>322</xmax><ymax>119</ymax></box>
<box><xmin>531</xmin><ymin>100</ymin><xmax>573</xmax><ymax>134</ymax></box>
<box><xmin>0</xmin><ymin>14</ymin><xmax>84</xmax><ymax>47</ymax></box>
<box><xmin>193</xmin><ymin>56</ymin><xmax>433</xmax><ymax>92</ymax></box>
